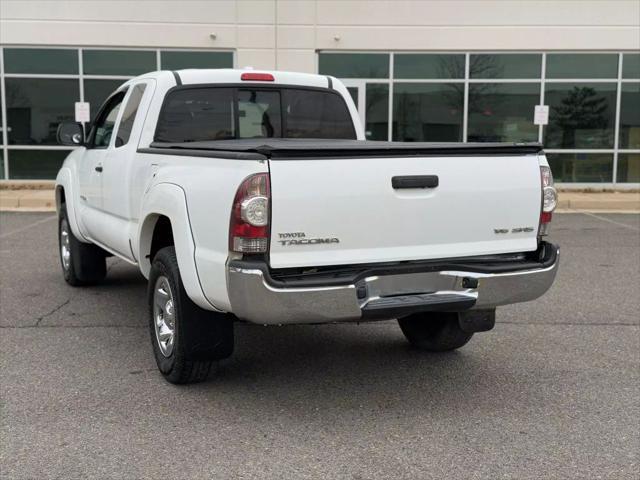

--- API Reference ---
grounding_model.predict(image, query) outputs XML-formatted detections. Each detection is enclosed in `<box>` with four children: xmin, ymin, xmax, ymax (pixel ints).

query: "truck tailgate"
<box><xmin>268</xmin><ymin>152</ymin><xmax>542</xmax><ymax>269</ymax></box>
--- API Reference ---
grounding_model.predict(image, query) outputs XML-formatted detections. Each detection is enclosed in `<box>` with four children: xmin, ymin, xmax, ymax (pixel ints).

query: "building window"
<box><xmin>617</xmin><ymin>154</ymin><xmax>640</xmax><ymax>183</ymax></box>
<box><xmin>5</xmin><ymin>78</ymin><xmax>79</xmax><ymax>145</ymax></box>
<box><xmin>82</xmin><ymin>49</ymin><xmax>156</xmax><ymax>76</ymax></box>
<box><xmin>394</xmin><ymin>54</ymin><xmax>464</xmax><ymax>79</ymax></box>
<box><xmin>7</xmin><ymin>149</ymin><xmax>71</xmax><ymax>180</ymax></box>
<box><xmin>318</xmin><ymin>53</ymin><xmax>389</xmax><ymax>79</ymax></box>
<box><xmin>468</xmin><ymin>83</ymin><xmax>539</xmax><ymax>143</ymax></box>
<box><xmin>546</xmin><ymin>54</ymin><xmax>618</xmax><ymax>79</ymax></box>
<box><xmin>4</xmin><ymin>48</ymin><xmax>78</xmax><ymax>75</ymax></box>
<box><xmin>160</xmin><ymin>51</ymin><xmax>233</xmax><ymax>70</ymax></box>
<box><xmin>618</xmin><ymin>83</ymin><xmax>640</xmax><ymax>149</ymax></box>
<box><xmin>547</xmin><ymin>153</ymin><xmax>614</xmax><ymax>183</ymax></box>
<box><xmin>544</xmin><ymin>83</ymin><xmax>617</xmax><ymax>149</ymax></box>
<box><xmin>365</xmin><ymin>84</ymin><xmax>389</xmax><ymax>140</ymax></box>
<box><xmin>622</xmin><ymin>53</ymin><xmax>640</xmax><ymax>79</ymax></box>
<box><xmin>469</xmin><ymin>54</ymin><xmax>541</xmax><ymax>79</ymax></box>
<box><xmin>393</xmin><ymin>83</ymin><xmax>463</xmax><ymax>142</ymax></box>
<box><xmin>0</xmin><ymin>46</ymin><xmax>234</xmax><ymax>180</ymax></box>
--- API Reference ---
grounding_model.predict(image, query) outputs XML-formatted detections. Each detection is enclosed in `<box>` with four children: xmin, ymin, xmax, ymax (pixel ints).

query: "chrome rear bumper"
<box><xmin>227</xmin><ymin>245</ymin><xmax>559</xmax><ymax>325</ymax></box>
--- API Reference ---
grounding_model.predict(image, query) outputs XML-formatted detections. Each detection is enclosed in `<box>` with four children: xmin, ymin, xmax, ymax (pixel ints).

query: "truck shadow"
<box><xmin>187</xmin><ymin>322</ymin><xmax>542</xmax><ymax>418</ymax></box>
<box><xmin>103</xmin><ymin>262</ymin><xmax>541</xmax><ymax>416</ymax></box>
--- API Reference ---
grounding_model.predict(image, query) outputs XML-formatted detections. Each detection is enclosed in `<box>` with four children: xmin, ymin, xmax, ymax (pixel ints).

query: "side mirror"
<box><xmin>57</xmin><ymin>122</ymin><xmax>85</xmax><ymax>146</ymax></box>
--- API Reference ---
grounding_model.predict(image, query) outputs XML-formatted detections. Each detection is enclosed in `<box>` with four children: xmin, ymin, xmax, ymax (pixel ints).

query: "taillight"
<box><xmin>229</xmin><ymin>173</ymin><xmax>270</xmax><ymax>253</ymax></box>
<box><xmin>240</xmin><ymin>72</ymin><xmax>274</xmax><ymax>82</ymax></box>
<box><xmin>539</xmin><ymin>165</ymin><xmax>557</xmax><ymax>237</ymax></box>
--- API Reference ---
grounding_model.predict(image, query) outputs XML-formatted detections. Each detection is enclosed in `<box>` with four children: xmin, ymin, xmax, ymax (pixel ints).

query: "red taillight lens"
<box><xmin>539</xmin><ymin>165</ymin><xmax>557</xmax><ymax>237</ymax></box>
<box><xmin>229</xmin><ymin>173</ymin><xmax>270</xmax><ymax>253</ymax></box>
<box><xmin>240</xmin><ymin>72</ymin><xmax>275</xmax><ymax>82</ymax></box>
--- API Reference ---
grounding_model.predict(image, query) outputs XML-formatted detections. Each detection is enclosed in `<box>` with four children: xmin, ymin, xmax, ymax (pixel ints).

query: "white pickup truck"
<box><xmin>56</xmin><ymin>69</ymin><xmax>559</xmax><ymax>384</ymax></box>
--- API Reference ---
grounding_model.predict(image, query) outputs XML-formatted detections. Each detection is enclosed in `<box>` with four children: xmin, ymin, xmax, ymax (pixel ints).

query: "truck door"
<box><xmin>77</xmin><ymin>90</ymin><xmax>126</xmax><ymax>242</ymax></box>
<box><xmin>100</xmin><ymin>80</ymin><xmax>154</xmax><ymax>260</ymax></box>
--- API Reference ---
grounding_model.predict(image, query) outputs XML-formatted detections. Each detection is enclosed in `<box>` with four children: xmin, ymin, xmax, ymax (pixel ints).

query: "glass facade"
<box><xmin>0</xmin><ymin>47</ymin><xmax>234</xmax><ymax>179</ymax></box>
<box><xmin>0</xmin><ymin>47</ymin><xmax>637</xmax><ymax>185</ymax></box>
<box><xmin>321</xmin><ymin>51</ymin><xmax>640</xmax><ymax>185</ymax></box>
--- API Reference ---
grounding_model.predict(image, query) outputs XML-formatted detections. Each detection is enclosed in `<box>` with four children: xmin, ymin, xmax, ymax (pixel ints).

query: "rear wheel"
<box><xmin>398</xmin><ymin>312</ymin><xmax>473</xmax><ymax>352</ymax></box>
<box><xmin>148</xmin><ymin>246</ymin><xmax>234</xmax><ymax>384</ymax></box>
<box><xmin>59</xmin><ymin>205</ymin><xmax>107</xmax><ymax>286</ymax></box>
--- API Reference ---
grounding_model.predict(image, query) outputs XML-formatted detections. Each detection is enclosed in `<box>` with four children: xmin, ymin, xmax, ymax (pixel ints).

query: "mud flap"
<box><xmin>458</xmin><ymin>309</ymin><xmax>496</xmax><ymax>333</ymax></box>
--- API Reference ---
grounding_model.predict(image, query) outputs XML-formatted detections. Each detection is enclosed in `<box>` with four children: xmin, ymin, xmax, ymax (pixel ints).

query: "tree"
<box><xmin>550</xmin><ymin>87</ymin><xmax>609</xmax><ymax>148</ymax></box>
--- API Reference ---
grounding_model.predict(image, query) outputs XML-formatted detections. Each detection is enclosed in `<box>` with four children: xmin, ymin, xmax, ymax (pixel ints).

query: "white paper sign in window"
<box><xmin>75</xmin><ymin>102</ymin><xmax>90</xmax><ymax>123</ymax></box>
<box><xmin>534</xmin><ymin>105</ymin><xmax>549</xmax><ymax>126</ymax></box>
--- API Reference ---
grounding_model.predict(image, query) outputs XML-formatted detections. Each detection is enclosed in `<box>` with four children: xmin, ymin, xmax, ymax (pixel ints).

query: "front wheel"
<box><xmin>398</xmin><ymin>312</ymin><xmax>473</xmax><ymax>352</ymax></box>
<box><xmin>59</xmin><ymin>205</ymin><xmax>106</xmax><ymax>286</ymax></box>
<box><xmin>148</xmin><ymin>246</ymin><xmax>234</xmax><ymax>384</ymax></box>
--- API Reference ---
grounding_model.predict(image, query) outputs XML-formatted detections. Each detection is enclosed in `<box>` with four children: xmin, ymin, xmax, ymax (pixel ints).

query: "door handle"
<box><xmin>392</xmin><ymin>175</ymin><xmax>438</xmax><ymax>189</ymax></box>
<box><xmin>95</xmin><ymin>165</ymin><xmax>103</xmax><ymax>173</ymax></box>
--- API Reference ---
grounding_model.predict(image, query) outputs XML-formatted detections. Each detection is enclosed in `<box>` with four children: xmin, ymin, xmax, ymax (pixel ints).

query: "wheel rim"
<box><xmin>153</xmin><ymin>276</ymin><xmax>176</xmax><ymax>357</ymax></box>
<box><xmin>60</xmin><ymin>220</ymin><xmax>71</xmax><ymax>272</ymax></box>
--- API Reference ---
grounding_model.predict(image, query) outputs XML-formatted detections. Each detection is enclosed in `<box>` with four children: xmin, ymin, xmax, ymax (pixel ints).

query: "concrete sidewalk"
<box><xmin>1</xmin><ymin>185</ymin><xmax>639</xmax><ymax>213</ymax></box>
<box><xmin>0</xmin><ymin>188</ymin><xmax>56</xmax><ymax>211</ymax></box>
<box><xmin>556</xmin><ymin>191</ymin><xmax>640</xmax><ymax>213</ymax></box>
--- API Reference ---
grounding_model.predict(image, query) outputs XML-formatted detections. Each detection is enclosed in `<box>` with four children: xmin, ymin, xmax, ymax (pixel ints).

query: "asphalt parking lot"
<box><xmin>1</xmin><ymin>211</ymin><xmax>638</xmax><ymax>479</ymax></box>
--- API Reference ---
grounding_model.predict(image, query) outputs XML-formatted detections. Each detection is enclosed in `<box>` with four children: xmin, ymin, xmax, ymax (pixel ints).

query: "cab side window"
<box><xmin>90</xmin><ymin>92</ymin><xmax>125</xmax><ymax>149</ymax></box>
<box><xmin>115</xmin><ymin>84</ymin><xmax>147</xmax><ymax>147</ymax></box>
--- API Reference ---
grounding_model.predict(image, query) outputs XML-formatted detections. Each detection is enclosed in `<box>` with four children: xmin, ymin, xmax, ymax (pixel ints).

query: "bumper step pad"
<box><xmin>361</xmin><ymin>292</ymin><xmax>477</xmax><ymax>319</ymax></box>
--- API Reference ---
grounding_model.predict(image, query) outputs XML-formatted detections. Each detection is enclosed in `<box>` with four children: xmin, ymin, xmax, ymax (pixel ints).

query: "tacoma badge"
<box><xmin>278</xmin><ymin>232</ymin><xmax>340</xmax><ymax>246</ymax></box>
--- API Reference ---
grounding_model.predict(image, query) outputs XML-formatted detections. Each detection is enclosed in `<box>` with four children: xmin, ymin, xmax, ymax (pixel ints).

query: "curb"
<box><xmin>1</xmin><ymin>189</ymin><xmax>639</xmax><ymax>213</ymax></box>
<box><xmin>555</xmin><ymin>209</ymin><xmax>640</xmax><ymax>214</ymax></box>
<box><xmin>0</xmin><ymin>190</ymin><xmax>56</xmax><ymax>211</ymax></box>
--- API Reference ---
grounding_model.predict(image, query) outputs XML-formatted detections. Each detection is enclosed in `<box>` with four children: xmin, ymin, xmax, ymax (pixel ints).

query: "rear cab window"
<box><xmin>154</xmin><ymin>86</ymin><xmax>356</xmax><ymax>143</ymax></box>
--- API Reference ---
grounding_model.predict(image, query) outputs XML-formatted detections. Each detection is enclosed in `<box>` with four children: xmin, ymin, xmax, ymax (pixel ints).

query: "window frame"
<box><xmin>86</xmin><ymin>88</ymin><xmax>128</xmax><ymax>150</ymax></box>
<box><xmin>153</xmin><ymin>83</ymin><xmax>357</xmax><ymax>143</ymax></box>
<box><xmin>114</xmin><ymin>83</ymin><xmax>148</xmax><ymax>148</ymax></box>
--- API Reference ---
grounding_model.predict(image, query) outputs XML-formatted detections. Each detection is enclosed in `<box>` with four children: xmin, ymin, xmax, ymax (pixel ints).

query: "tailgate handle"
<box><xmin>392</xmin><ymin>175</ymin><xmax>439</xmax><ymax>189</ymax></box>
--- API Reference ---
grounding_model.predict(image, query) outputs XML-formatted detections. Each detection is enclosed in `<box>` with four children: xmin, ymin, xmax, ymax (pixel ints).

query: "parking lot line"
<box><xmin>579</xmin><ymin>211</ymin><xmax>640</xmax><ymax>231</ymax></box>
<box><xmin>0</xmin><ymin>214</ymin><xmax>56</xmax><ymax>239</ymax></box>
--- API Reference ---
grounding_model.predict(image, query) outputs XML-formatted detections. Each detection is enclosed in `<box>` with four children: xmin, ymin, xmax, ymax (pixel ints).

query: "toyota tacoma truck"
<box><xmin>55</xmin><ymin>69</ymin><xmax>559</xmax><ymax>384</ymax></box>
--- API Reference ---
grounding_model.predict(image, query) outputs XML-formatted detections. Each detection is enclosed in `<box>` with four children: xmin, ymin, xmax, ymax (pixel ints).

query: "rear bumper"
<box><xmin>227</xmin><ymin>244</ymin><xmax>559</xmax><ymax>325</ymax></box>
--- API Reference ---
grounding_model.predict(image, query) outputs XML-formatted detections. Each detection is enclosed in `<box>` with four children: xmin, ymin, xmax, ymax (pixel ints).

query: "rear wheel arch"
<box><xmin>138</xmin><ymin>184</ymin><xmax>219</xmax><ymax>311</ymax></box>
<box><xmin>150</xmin><ymin>215</ymin><xmax>175</xmax><ymax>262</ymax></box>
<box><xmin>139</xmin><ymin>213</ymin><xmax>175</xmax><ymax>277</ymax></box>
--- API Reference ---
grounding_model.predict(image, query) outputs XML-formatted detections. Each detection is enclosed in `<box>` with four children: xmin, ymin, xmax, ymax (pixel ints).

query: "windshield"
<box><xmin>155</xmin><ymin>86</ymin><xmax>356</xmax><ymax>143</ymax></box>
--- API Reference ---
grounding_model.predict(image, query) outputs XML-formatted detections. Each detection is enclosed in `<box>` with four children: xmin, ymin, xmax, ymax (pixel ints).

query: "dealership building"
<box><xmin>0</xmin><ymin>0</ymin><xmax>638</xmax><ymax>186</ymax></box>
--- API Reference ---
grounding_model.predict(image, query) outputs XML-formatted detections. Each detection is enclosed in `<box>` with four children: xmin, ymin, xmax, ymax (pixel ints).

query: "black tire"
<box><xmin>58</xmin><ymin>205</ymin><xmax>107</xmax><ymax>286</ymax></box>
<box><xmin>398</xmin><ymin>312</ymin><xmax>473</xmax><ymax>352</ymax></box>
<box><xmin>148</xmin><ymin>246</ymin><xmax>234</xmax><ymax>384</ymax></box>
